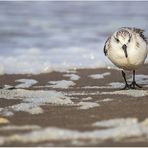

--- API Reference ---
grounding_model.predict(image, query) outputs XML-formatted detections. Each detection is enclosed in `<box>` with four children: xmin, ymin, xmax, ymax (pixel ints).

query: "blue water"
<box><xmin>0</xmin><ymin>1</ymin><xmax>148</xmax><ymax>74</ymax></box>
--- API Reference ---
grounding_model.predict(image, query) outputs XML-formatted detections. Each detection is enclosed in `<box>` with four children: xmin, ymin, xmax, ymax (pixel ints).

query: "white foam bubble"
<box><xmin>109</xmin><ymin>82</ymin><xmax>124</xmax><ymax>88</ymax></box>
<box><xmin>0</xmin><ymin>46</ymin><xmax>113</xmax><ymax>75</ymax></box>
<box><xmin>0</xmin><ymin>89</ymin><xmax>74</xmax><ymax>116</ymax></box>
<box><xmin>77</xmin><ymin>101</ymin><xmax>100</xmax><ymax>110</ymax></box>
<box><xmin>0</xmin><ymin>125</ymin><xmax>40</xmax><ymax>131</ymax></box>
<box><xmin>15</xmin><ymin>79</ymin><xmax>38</xmax><ymax>88</ymax></box>
<box><xmin>64</xmin><ymin>74</ymin><xmax>80</xmax><ymax>81</ymax></box>
<box><xmin>48</xmin><ymin>80</ymin><xmax>75</xmax><ymax>89</ymax></box>
<box><xmin>102</xmin><ymin>90</ymin><xmax>148</xmax><ymax>97</ymax></box>
<box><xmin>1</xmin><ymin>118</ymin><xmax>148</xmax><ymax>145</ymax></box>
<box><xmin>89</xmin><ymin>72</ymin><xmax>110</xmax><ymax>79</ymax></box>
<box><xmin>0</xmin><ymin>88</ymin><xmax>103</xmax><ymax>116</ymax></box>
<box><xmin>82</xmin><ymin>86</ymin><xmax>108</xmax><ymax>89</ymax></box>
<box><xmin>100</xmin><ymin>98</ymin><xmax>113</xmax><ymax>102</ymax></box>
<box><xmin>11</xmin><ymin>103</ymin><xmax>44</xmax><ymax>115</ymax></box>
<box><xmin>93</xmin><ymin>118</ymin><xmax>138</xmax><ymax>127</ymax></box>
<box><xmin>82</xmin><ymin>97</ymin><xmax>93</xmax><ymax>101</ymax></box>
<box><xmin>65</xmin><ymin>91</ymin><xmax>101</xmax><ymax>96</ymax></box>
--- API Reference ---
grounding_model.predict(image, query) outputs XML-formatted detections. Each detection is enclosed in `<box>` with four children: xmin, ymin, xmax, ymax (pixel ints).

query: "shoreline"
<box><xmin>0</xmin><ymin>64</ymin><xmax>148</xmax><ymax>146</ymax></box>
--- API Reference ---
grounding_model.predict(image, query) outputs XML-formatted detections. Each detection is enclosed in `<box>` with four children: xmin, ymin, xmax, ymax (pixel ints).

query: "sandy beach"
<box><xmin>0</xmin><ymin>1</ymin><xmax>148</xmax><ymax>147</ymax></box>
<box><xmin>0</xmin><ymin>64</ymin><xmax>147</xmax><ymax>146</ymax></box>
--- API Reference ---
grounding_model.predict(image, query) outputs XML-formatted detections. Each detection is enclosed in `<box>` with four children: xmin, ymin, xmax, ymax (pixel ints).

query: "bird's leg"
<box><xmin>121</xmin><ymin>70</ymin><xmax>130</xmax><ymax>90</ymax></box>
<box><xmin>130</xmin><ymin>70</ymin><xmax>142</xmax><ymax>89</ymax></box>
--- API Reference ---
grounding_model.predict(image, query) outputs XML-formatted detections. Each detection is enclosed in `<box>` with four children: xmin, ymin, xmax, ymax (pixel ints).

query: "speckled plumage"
<box><xmin>104</xmin><ymin>27</ymin><xmax>148</xmax><ymax>70</ymax></box>
<box><xmin>104</xmin><ymin>27</ymin><xmax>148</xmax><ymax>89</ymax></box>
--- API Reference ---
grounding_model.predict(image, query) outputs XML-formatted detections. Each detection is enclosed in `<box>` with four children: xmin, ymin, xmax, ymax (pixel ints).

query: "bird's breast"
<box><xmin>107</xmin><ymin>45</ymin><xmax>147</xmax><ymax>70</ymax></box>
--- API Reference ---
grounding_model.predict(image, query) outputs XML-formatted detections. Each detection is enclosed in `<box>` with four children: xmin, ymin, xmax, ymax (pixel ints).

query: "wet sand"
<box><xmin>0</xmin><ymin>64</ymin><xmax>148</xmax><ymax>146</ymax></box>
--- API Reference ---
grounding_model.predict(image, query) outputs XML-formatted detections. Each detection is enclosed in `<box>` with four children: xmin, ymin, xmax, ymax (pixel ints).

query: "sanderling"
<box><xmin>104</xmin><ymin>27</ymin><xmax>148</xmax><ymax>89</ymax></box>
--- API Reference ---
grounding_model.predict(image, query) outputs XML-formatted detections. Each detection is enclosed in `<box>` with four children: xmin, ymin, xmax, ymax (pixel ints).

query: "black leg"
<box><xmin>130</xmin><ymin>70</ymin><xmax>142</xmax><ymax>89</ymax></box>
<box><xmin>121</xmin><ymin>70</ymin><xmax>130</xmax><ymax>90</ymax></box>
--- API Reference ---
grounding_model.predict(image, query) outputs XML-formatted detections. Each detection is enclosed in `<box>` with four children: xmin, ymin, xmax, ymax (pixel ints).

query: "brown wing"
<box><xmin>134</xmin><ymin>28</ymin><xmax>147</xmax><ymax>43</ymax></box>
<box><xmin>103</xmin><ymin>36</ymin><xmax>111</xmax><ymax>56</ymax></box>
<box><xmin>121</xmin><ymin>27</ymin><xmax>143</xmax><ymax>33</ymax></box>
<box><xmin>122</xmin><ymin>27</ymin><xmax>147</xmax><ymax>43</ymax></box>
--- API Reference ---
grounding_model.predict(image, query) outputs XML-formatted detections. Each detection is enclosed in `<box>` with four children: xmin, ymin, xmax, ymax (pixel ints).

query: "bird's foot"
<box><xmin>121</xmin><ymin>84</ymin><xmax>131</xmax><ymax>90</ymax></box>
<box><xmin>129</xmin><ymin>81</ymin><xmax>142</xmax><ymax>89</ymax></box>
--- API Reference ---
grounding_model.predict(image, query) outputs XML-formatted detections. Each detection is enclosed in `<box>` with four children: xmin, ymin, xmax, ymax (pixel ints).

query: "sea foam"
<box><xmin>0</xmin><ymin>47</ymin><xmax>111</xmax><ymax>74</ymax></box>
<box><xmin>0</xmin><ymin>2</ymin><xmax>148</xmax><ymax>74</ymax></box>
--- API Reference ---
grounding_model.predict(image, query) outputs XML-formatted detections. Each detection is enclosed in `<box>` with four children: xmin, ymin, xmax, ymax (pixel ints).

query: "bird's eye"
<box><xmin>114</xmin><ymin>37</ymin><xmax>119</xmax><ymax>43</ymax></box>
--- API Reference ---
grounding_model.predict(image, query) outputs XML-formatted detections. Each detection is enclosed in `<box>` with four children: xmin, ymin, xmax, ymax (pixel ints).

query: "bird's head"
<box><xmin>111</xmin><ymin>29</ymin><xmax>132</xmax><ymax>58</ymax></box>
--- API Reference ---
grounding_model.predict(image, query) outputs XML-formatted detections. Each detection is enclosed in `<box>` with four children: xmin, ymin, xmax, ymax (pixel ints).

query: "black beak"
<box><xmin>122</xmin><ymin>44</ymin><xmax>128</xmax><ymax>58</ymax></box>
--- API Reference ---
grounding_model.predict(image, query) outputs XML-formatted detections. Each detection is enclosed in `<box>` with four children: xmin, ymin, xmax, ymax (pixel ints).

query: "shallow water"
<box><xmin>0</xmin><ymin>1</ymin><xmax>148</xmax><ymax>74</ymax></box>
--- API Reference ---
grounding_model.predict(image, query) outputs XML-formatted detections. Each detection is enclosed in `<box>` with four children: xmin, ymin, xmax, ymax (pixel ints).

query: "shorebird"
<box><xmin>104</xmin><ymin>27</ymin><xmax>148</xmax><ymax>89</ymax></box>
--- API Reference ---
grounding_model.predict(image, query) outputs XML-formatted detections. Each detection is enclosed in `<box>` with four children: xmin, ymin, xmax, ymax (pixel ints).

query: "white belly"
<box><xmin>108</xmin><ymin>46</ymin><xmax>148</xmax><ymax>70</ymax></box>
